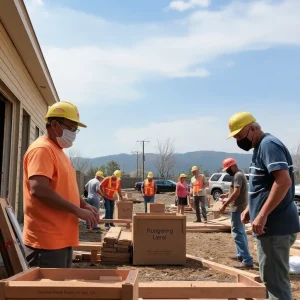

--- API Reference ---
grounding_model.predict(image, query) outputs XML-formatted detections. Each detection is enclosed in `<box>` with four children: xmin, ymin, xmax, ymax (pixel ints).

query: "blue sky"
<box><xmin>25</xmin><ymin>0</ymin><xmax>300</xmax><ymax>158</ymax></box>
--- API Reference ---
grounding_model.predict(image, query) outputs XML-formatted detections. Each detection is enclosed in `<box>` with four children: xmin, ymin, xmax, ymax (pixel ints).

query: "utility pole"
<box><xmin>137</xmin><ymin>140</ymin><xmax>150</xmax><ymax>181</ymax></box>
<box><xmin>131</xmin><ymin>151</ymin><xmax>140</xmax><ymax>177</ymax></box>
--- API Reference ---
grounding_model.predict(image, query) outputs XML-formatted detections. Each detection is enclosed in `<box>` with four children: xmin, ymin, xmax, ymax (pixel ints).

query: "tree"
<box><xmin>106</xmin><ymin>160</ymin><xmax>121</xmax><ymax>175</ymax></box>
<box><xmin>67</xmin><ymin>148</ymin><xmax>91</xmax><ymax>173</ymax></box>
<box><xmin>203</xmin><ymin>170</ymin><xmax>210</xmax><ymax>177</ymax></box>
<box><xmin>86</xmin><ymin>165</ymin><xmax>106</xmax><ymax>178</ymax></box>
<box><xmin>156</xmin><ymin>138</ymin><xmax>176</xmax><ymax>179</ymax></box>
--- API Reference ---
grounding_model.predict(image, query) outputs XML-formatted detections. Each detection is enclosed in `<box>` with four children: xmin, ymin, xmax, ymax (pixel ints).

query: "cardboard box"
<box><xmin>0</xmin><ymin>268</ymin><xmax>139</xmax><ymax>300</ymax></box>
<box><xmin>115</xmin><ymin>201</ymin><xmax>133</xmax><ymax>219</ymax></box>
<box><xmin>132</xmin><ymin>214</ymin><xmax>186</xmax><ymax>265</ymax></box>
<box><xmin>147</xmin><ymin>202</ymin><xmax>165</xmax><ymax>213</ymax></box>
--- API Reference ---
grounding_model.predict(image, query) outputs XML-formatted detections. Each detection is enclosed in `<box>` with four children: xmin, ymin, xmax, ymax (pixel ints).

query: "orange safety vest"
<box><xmin>143</xmin><ymin>179</ymin><xmax>155</xmax><ymax>196</ymax></box>
<box><xmin>192</xmin><ymin>175</ymin><xmax>204</xmax><ymax>195</ymax></box>
<box><xmin>104</xmin><ymin>176</ymin><xmax>120</xmax><ymax>200</ymax></box>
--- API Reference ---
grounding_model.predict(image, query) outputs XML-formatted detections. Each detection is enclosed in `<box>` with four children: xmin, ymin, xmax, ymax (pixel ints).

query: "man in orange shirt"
<box><xmin>23</xmin><ymin>101</ymin><xmax>99</xmax><ymax>268</ymax></box>
<box><xmin>100</xmin><ymin>170</ymin><xmax>124</xmax><ymax>229</ymax></box>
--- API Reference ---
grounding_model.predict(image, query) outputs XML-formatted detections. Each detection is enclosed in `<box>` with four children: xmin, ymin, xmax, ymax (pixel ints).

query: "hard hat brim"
<box><xmin>227</xmin><ymin>128</ymin><xmax>242</xmax><ymax>139</ymax></box>
<box><xmin>78</xmin><ymin>121</ymin><xmax>87</xmax><ymax>128</ymax></box>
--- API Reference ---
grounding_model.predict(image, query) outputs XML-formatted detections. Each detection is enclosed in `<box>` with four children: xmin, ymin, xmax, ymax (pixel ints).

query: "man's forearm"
<box><xmin>80</xmin><ymin>197</ymin><xmax>87</xmax><ymax>208</ymax></box>
<box><xmin>32</xmin><ymin>185</ymin><xmax>79</xmax><ymax>215</ymax></box>
<box><xmin>259</xmin><ymin>181</ymin><xmax>290</xmax><ymax>217</ymax></box>
<box><xmin>224</xmin><ymin>191</ymin><xmax>239</xmax><ymax>206</ymax></box>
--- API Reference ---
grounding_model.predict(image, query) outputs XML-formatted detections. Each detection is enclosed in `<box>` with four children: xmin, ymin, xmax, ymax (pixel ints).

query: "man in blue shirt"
<box><xmin>227</xmin><ymin>112</ymin><xmax>300</xmax><ymax>300</ymax></box>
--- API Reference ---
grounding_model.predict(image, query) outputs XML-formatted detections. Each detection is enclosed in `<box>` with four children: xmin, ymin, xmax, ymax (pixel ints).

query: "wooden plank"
<box><xmin>186</xmin><ymin>254</ymin><xmax>260</xmax><ymax>282</ymax></box>
<box><xmin>104</xmin><ymin>227</ymin><xmax>122</xmax><ymax>243</ymax></box>
<box><xmin>102</xmin><ymin>248</ymin><xmax>117</xmax><ymax>253</ymax></box>
<box><xmin>118</xmin><ymin>232</ymin><xmax>132</xmax><ymax>244</ymax></box>
<box><xmin>101</xmin><ymin>252</ymin><xmax>130</xmax><ymax>258</ymax></box>
<box><xmin>138</xmin><ymin>281</ymin><xmax>266</xmax><ymax>299</ymax></box>
<box><xmin>99</xmin><ymin>219</ymin><xmax>132</xmax><ymax>224</ymax></box>
<box><xmin>74</xmin><ymin>242</ymin><xmax>102</xmax><ymax>251</ymax></box>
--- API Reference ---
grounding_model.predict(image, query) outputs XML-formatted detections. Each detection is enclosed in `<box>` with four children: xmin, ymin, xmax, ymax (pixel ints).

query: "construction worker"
<box><xmin>190</xmin><ymin>166</ymin><xmax>208</xmax><ymax>223</ymax></box>
<box><xmin>227</xmin><ymin>111</ymin><xmax>300</xmax><ymax>300</ymax></box>
<box><xmin>219</xmin><ymin>158</ymin><xmax>253</xmax><ymax>269</ymax></box>
<box><xmin>84</xmin><ymin>171</ymin><xmax>104</xmax><ymax>230</ymax></box>
<box><xmin>141</xmin><ymin>172</ymin><xmax>157</xmax><ymax>212</ymax></box>
<box><xmin>23</xmin><ymin>101</ymin><xmax>99</xmax><ymax>268</ymax></box>
<box><xmin>100</xmin><ymin>170</ymin><xmax>124</xmax><ymax>229</ymax></box>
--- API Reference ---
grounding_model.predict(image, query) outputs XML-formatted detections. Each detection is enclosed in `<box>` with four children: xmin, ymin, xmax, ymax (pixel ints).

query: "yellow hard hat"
<box><xmin>227</xmin><ymin>112</ymin><xmax>256</xmax><ymax>139</ymax></box>
<box><xmin>113</xmin><ymin>170</ymin><xmax>121</xmax><ymax>179</ymax></box>
<box><xmin>180</xmin><ymin>173</ymin><xmax>187</xmax><ymax>178</ymax></box>
<box><xmin>191</xmin><ymin>166</ymin><xmax>199</xmax><ymax>172</ymax></box>
<box><xmin>96</xmin><ymin>171</ymin><xmax>104</xmax><ymax>178</ymax></box>
<box><xmin>45</xmin><ymin>101</ymin><xmax>87</xmax><ymax>128</ymax></box>
<box><xmin>147</xmin><ymin>171</ymin><xmax>153</xmax><ymax>178</ymax></box>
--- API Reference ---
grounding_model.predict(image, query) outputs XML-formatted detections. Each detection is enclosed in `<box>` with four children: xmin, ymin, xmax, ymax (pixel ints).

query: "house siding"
<box><xmin>0</xmin><ymin>20</ymin><xmax>48</xmax><ymax>215</ymax></box>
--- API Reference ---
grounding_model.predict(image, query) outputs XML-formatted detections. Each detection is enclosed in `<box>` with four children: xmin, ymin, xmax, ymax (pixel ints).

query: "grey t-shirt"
<box><xmin>86</xmin><ymin>178</ymin><xmax>100</xmax><ymax>199</ymax></box>
<box><xmin>229</xmin><ymin>171</ymin><xmax>248</xmax><ymax>213</ymax></box>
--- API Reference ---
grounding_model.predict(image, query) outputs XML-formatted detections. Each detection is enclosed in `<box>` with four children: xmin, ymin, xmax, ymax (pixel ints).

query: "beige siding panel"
<box><xmin>0</xmin><ymin>20</ymin><xmax>49</xmax><ymax>214</ymax></box>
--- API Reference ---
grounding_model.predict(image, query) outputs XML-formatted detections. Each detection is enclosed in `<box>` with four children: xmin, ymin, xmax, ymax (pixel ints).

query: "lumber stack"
<box><xmin>101</xmin><ymin>227</ymin><xmax>132</xmax><ymax>264</ymax></box>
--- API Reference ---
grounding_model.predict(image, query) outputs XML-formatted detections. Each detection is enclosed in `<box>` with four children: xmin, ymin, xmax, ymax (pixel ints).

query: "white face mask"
<box><xmin>56</xmin><ymin>129</ymin><xmax>76</xmax><ymax>148</ymax></box>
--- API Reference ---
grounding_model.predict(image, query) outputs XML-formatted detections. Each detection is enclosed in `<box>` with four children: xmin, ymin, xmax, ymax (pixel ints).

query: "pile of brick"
<box><xmin>101</xmin><ymin>227</ymin><xmax>132</xmax><ymax>265</ymax></box>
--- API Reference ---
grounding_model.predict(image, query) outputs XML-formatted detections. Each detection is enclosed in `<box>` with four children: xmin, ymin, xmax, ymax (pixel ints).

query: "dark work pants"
<box><xmin>104</xmin><ymin>198</ymin><xmax>115</xmax><ymax>227</ymax></box>
<box><xmin>24</xmin><ymin>245</ymin><xmax>73</xmax><ymax>268</ymax></box>
<box><xmin>194</xmin><ymin>196</ymin><xmax>207</xmax><ymax>221</ymax></box>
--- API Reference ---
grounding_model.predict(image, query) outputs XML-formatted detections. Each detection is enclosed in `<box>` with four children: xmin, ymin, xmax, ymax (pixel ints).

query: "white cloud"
<box><xmin>169</xmin><ymin>0</ymin><xmax>211</xmax><ymax>12</ymax></box>
<box><xmin>113</xmin><ymin>111</ymin><xmax>300</xmax><ymax>156</ymax></box>
<box><xmin>24</xmin><ymin>0</ymin><xmax>300</xmax><ymax>104</ymax></box>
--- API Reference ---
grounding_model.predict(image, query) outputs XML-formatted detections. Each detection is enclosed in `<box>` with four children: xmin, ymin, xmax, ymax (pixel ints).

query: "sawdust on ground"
<box><xmin>76</xmin><ymin>191</ymin><xmax>300</xmax><ymax>299</ymax></box>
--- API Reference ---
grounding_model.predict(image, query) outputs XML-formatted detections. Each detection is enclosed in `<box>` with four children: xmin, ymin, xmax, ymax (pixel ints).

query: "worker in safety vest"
<box><xmin>141</xmin><ymin>172</ymin><xmax>157</xmax><ymax>212</ymax></box>
<box><xmin>190</xmin><ymin>166</ymin><xmax>208</xmax><ymax>223</ymax></box>
<box><xmin>100</xmin><ymin>170</ymin><xmax>124</xmax><ymax>229</ymax></box>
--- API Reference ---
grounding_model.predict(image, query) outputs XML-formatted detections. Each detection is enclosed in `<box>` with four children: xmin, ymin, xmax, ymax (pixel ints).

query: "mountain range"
<box><xmin>88</xmin><ymin>150</ymin><xmax>253</xmax><ymax>175</ymax></box>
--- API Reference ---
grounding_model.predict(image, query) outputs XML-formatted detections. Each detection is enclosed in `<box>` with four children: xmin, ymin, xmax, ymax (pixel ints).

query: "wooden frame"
<box><xmin>0</xmin><ymin>268</ymin><xmax>139</xmax><ymax>300</ymax></box>
<box><xmin>0</xmin><ymin>199</ymin><xmax>27</xmax><ymax>275</ymax></box>
<box><xmin>138</xmin><ymin>275</ymin><xmax>265</xmax><ymax>299</ymax></box>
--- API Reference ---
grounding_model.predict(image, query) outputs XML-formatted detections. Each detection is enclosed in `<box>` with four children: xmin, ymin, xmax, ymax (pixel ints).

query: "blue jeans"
<box><xmin>144</xmin><ymin>196</ymin><xmax>154</xmax><ymax>212</ymax></box>
<box><xmin>104</xmin><ymin>198</ymin><xmax>115</xmax><ymax>227</ymax></box>
<box><xmin>230</xmin><ymin>212</ymin><xmax>253</xmax><ymax>266</ymax></box>
<box><xmin>256</xmin><ymin>234</ymin><xmax>296</xmax><ymax>300</ymax></box>
<box><xmin>86</xmin><ymin>197</ymin><xmax>100</xmax><ymax>229</ymax></box>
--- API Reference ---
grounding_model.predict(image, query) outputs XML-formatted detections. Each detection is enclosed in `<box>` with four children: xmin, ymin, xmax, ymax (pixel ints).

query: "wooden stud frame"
<box><xmin>0</xmin><ymin>199</ymin><xmax>27</xmax><ymax>275</ymax></box>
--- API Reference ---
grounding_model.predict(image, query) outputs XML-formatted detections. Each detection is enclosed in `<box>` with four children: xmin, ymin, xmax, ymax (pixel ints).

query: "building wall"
<box><xmin>0</xmin><ymin>20</ymin><xmax>48</xmax><ymax>216</ymax></box>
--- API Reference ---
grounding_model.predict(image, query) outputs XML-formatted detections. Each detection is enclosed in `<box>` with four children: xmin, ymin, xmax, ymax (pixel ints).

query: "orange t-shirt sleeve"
<box><xmin>27</xmin><ymin>147</ymin><xmax>55</xmax><ymax>180</ymax></box>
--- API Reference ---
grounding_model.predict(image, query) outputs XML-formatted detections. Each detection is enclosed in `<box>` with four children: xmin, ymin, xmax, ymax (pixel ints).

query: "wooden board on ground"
<box><xmin>187</xmin><ymin>254</ymin><xmax>261</xmax><ymax>282</ymax></box>
<box><xmin>118</xmin><ymin>231</ymin><xmax>132</xmax><ymax>244</ymax></box>
<box><xmin>186</xmin><ymin>221</ymin><xmax>231</xmax><ymax>233</ymax></box>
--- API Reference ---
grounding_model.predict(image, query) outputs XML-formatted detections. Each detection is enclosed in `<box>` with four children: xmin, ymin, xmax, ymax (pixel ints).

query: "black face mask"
<box><xmin>237</xmin><ymin>128</ymin><xmax>253</xmax><ymax>151</ymax></box>
<box><xmin>226</xmin><ymin>168</ymin><xmax>234</xmax><ymax>176</ymax></box>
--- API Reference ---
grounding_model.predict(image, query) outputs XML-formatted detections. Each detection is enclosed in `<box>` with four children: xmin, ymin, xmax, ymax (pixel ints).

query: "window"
<box><xmin>210</xmin><ymin>174</ymin><xmax>222</xmax><ymax>182</ymax></box>
<box><xmin>35</xmin><ymin>126</ymin><xmax>40</xmax><ymax>139</ymax></box>
<box><xmin>156</xmin><ymin>180</ymin><xmax>164</xmax><ymax>185</ymax></box>
<box><xmin>165</xmin><ymin>181</ymin><xmax>174</xmax><ymax>186</ymax></box>
<box><xmin>223</xmin><ymin>174</ymin><xmax>233</xmax><ymax>182</ymax></box>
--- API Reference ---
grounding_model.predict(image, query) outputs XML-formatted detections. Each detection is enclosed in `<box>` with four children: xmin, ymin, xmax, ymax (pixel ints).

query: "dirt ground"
<box><xmin>76</xmin><ymin>191</ymin><xmax>300</xmax><ymax>299</ymax></box>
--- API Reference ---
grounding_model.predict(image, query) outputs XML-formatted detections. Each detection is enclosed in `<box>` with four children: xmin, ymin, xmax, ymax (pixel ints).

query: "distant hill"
<box><xmin>89</xmin><ymin>151</ymin><xmax>252</xmax><ymax>175</ymax></box>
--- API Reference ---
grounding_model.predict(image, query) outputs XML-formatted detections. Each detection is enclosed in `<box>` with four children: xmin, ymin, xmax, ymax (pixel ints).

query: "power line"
<box><xmin>137</xmin><ymin>140</ymin><xmax>150</xmax><ymax>180</ymax></box>
<box><xmin>131</xmin><ymin>151</ymin><xmax>140</xmax><ymax>177</ymax></box>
